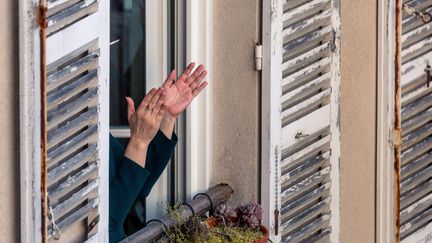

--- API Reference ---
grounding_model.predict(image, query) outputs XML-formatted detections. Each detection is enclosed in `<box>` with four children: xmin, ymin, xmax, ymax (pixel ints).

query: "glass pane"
<box><xmin>110</xmin><ymin>0</ymin><xmax>147</xmax><ymax>127</ymax></box>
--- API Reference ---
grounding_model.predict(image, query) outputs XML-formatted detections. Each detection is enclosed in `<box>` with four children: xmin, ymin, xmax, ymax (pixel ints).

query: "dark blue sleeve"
<box><xmin>138</xmin><ymin>130</ymin><xmax>178</xmax><ymax>198</ymax></box>
<box><xmin>109</xmin><ymin>135</ymin><xmax>150</xmax><ymax>243</ymax></box>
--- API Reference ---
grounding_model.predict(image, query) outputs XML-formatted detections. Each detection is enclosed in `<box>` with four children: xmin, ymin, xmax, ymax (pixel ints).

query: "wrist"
<box><xmin>128</xmin><ymin>136</ymin><xmax>150</xmax><ymax>150</ymax></box>
<box><xmin>125</xmin><ymin>137</ymin><xmax>149</xmax><ymax>168</ymax></box>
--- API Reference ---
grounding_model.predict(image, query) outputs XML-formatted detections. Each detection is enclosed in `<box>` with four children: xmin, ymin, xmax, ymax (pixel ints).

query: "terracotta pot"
<box><xmin>254</xmin><ymin>225</ymin><xmax>269</xmax><ymax>243</ymax></box>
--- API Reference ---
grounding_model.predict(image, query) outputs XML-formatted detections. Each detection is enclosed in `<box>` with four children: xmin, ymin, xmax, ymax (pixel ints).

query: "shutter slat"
<box><xmin>401</xmin><ymin>207</ymin><xmax>432</xmax><ymax>240</ymax></box>
<box><xmin>282</xmin><ymin>88</ymin><xmax>331</xmax><ymax>126</ymax></box>
<box><xmin>47</xmin><ymin>52</ymin><xmax>98</xmax><ymax>92</ymax></box>
<box><xmin>401</xmin><ymin>84</ymin><xmax>432</xmax><ymax>106</ymax></box>
<box><xmin>47</xmin><ymin>143</ymin><xmax>98</xmax><ymax>184</ymax></box>
<box><xmin>47</xmin><ymin>0</ymin><xmax>98</xmax><ymax>35</ymax></box>
<box><xmin>283</xmin><ymin>8</ymin><xmax>332</xmax><ymax>43</ymax></box>
<box><xmin>401</xmin><ymin>153</ymin><xmax>432</xmax><ymax>180</ymax></box>
<box><xmin>282</xmin><ymin>74</ymin><xmax>331</xmax><ymax>111</ymax></box>
<box><xmin>282</xmin><ymin>43</ymin><xmax>331</xmax><ymax>75</ymax></box>
<box><xmin>52</xmin><ymin>179</ymin><xmax>99</xmax><ymax>219</ymax></box>
<box><xmin>48</xmin><ymin>107</ymin><xmax>98</xmax><ymax>146</ymax></box>
<box><xmin>283</xmin><ymin>26</ymin><xmax>333</xmax><ymax>60</ymax></box>
<box><xmin>283</xmin><ymin>0</ymin><xmax>330</xmax><ymax>27</ymax></box>
<box><xmin>48</xmin><ymin>161</ymin><xmax>98</xmax><ymax>203</ymax></box>
<box><xmin>281</xmin><ymin>182</ymin><xmax>331</xmax><ymax>220</ymax></box>
<box><xmin>401</xmin><ymin>136</ymin><xmax>432</xmax><ymax>165</ymax></box>
<box><xmin>401</xmin><ymin>122</ymin><xmax>432</xmax><ymax>150</ymax></box>
<box><xmin>402</xmin><ymin>35</ymin><xmax>432</xmax><ymax>62</ymax></box>
<box><xmin>283</xmin><ymin>58</ymin><xmax>331</xmax><ymax>93</ymax></box>
<box><xmin>47</xmin><ymin>124</ymin><xmax>98</xmax><ymax>164</ymax></box>
<box><xmin>401</xmin><ymin>164</ymin><xmax>432</xmax><ymax>194</ymax></box>
<box><xmin>281</xmin><ymin>167</ymin><xmax>331</xmax><ymax>202</ymax></box>
<box><xmin>47</xmin><ymin>88</ymin><xmax>98</xmax><ymax>130</ymax></box>
<box><xmin>401</xmin><ymin>193</ymin><xmax>432</xmax><ymax>224</ymax></box>
<box><xmin>281</xmin><ymin>135</ymin><xmax>331</xmax><ymax>169</ymax></box>
<box><xmin>47</xmin><ymin>70</ymin><xmax>98</xmax><ymax>110</ymax></box>
<box><xmin>281</xmin><ymin>152</ymin><xmax>330</xmax><ymax>188</ymax></box>
<box><xmin>401</xmin><ymin>93</ymin><xmax>432</xmax><ymax>120</ymax></box>
<box><xmin>402</xmin><ymin>109</ymin><xmax>432</xmax><ymax>134</ymax></box>
<box><xmin>402</xmin><ymin>21</ymin><xmax>432</xmax><ymax>47</ymax></box>
<box><xmin>282</xmin><ymin>215</ymin><xmax>331</xmax><ymax>243</ymax></box>
<box><xmin>48</xmin><ymin>198</ymin><xmax>99</xmax><ymax>239</ymax></box>
<box><xmin>400</xmin><ymin>178</ymin><xmax>432</xmax><ymax>209</ymax></box>
<box><xmin>281</xmin><ymin>198</ymin><xmax>331</xmax><ymax>233</ymax></box>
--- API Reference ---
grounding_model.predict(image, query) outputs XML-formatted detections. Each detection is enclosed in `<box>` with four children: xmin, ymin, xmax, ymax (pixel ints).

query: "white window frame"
<box><xmin>185</xmin><ymin>0</ymin><xmax>213</xmax><ymax>201</ymax></box>
<box><xmin>376</xmin><ymin>0</ymin><xmax>397</xmax><ymax>242</ymax></box>
<box><xmin>20</xmin><ymin>0</ymin><xmax>42</xmax><ymax>242</ymax></box>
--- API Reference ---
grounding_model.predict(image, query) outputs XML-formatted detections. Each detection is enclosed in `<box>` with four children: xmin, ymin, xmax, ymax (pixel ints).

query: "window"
<box><xmin>109</xmin><ymin>0</ymin><xmax>187</xmax><ymax>234</ymax></box>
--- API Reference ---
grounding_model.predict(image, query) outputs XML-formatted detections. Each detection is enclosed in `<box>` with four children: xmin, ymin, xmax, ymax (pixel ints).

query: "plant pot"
<box><xmin>254</xmin><ymin>225</ymin><xmax>269</xmax><ymax>243</ymax></box>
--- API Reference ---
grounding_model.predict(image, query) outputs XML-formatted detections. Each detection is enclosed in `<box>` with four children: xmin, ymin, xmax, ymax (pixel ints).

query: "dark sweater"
<box><xmin>109</xmin><ymin>130</ymin><xmax>178</xmax><ymax>243</ymax></box>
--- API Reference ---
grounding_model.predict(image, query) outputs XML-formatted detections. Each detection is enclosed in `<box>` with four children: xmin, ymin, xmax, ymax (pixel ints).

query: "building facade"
<box><xmin>0</xmin><ymin>0</ymin><xmax>431</xmax><ymax>242</ymax></box>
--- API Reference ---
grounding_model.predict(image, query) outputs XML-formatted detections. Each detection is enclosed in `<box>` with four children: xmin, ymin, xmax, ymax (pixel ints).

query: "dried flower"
<box><xmin>236</xmin><ymin>202</ymin><xmax>263</xmax><ymax>229</ymax></box>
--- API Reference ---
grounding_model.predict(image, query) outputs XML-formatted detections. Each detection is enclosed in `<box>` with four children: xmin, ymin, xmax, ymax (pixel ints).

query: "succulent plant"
<box><xmin>214</xmin><ymin>203</ymin><xmax>237</xmax><ymax>218</ymax></box>
<box><xmin>236</xmin><ymin>202</ymin><xmax>263</xmax><ymax>229</ymax></box>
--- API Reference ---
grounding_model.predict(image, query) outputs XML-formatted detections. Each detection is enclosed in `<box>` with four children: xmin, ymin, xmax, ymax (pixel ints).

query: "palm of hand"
<box><xmin>162</xmin><ymin>63</ymin><xmax>208</xmax><ymax>117</ymax></box>
<box><xmin>164</xmin><ymin>81</ymin><xmax>194</xmax><ymax>116</ymax></box>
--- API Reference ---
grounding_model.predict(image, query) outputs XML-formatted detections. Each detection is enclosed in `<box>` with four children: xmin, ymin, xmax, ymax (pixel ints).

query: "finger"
<box><xmin>125</xmin><ymin>97</ymin><xmax>135</xmax><ymax>121</ymax></box>
<box><xmin>163</xmin><ymin>70</ymin><xmax>176</xmax><ymax>88</ymax></box>
<box><xmin>138</xmin><ymin>88</ymin><xmax>157</xmax><ymax>110</ymax></box>
<box><xmin>177</xmin><ymin>62</ymin><xmax>195</xmax><ymax>83</ymax></box>
<box><xmin>192</xmin><ymin>81</ymin><xmax>208</xmax><ymax>97</ymax></box>
<box><xmin>148</xmin><ymin>88</ymin><xmax>164</xmax><ymax>110</ymax></box>
<box><xmin>190</xmin><ymin>70</ymin><xmax>207</xmax><ymax>90</ymax></box>
<box><xmin>158</xmin><ymin>105</ymin><xmax>167</xmax><ymax>118</ymax></box>
<box><xmin>152</xmin><ymin>92</ymin><xmax>166</xmax><ymax>114</ymax></box>
<box><xmin>186</xmin><ymin>65</ymin><xmax>205</xmax><ymax>85</ymax></box>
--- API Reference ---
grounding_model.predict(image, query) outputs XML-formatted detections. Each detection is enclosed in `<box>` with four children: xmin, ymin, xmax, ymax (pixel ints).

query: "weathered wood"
<box><xmin>119</xmin><ymin>184</ymin><xmax>234</xmax><ymax>243</ymax></box>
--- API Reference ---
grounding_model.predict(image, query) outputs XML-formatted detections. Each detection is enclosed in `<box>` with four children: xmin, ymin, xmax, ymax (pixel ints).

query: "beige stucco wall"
<box><xmin>211</xmin><ymin>0</ymin><xmax>261</xmax><ymax>204</ymax></box>
<box><xmin>0</xmin><ymin>0</ymin><xmax>20</xmax><ymax>242</ymax></box>
<box><xmin>340</xmin><ymin>0</ymin><xmax>377</xmax><ymax>242</ymax></box>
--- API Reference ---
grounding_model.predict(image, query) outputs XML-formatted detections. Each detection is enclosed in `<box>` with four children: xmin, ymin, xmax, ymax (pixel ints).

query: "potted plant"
<box><xmin>206</xmin><ymin>202</ymin><xmax>269</xmax><ymax>243</ymax></box>
<box><xmin>161</xmin><ymin>202</ymin><xmax>269</xmax><ymax>242</ymax></box>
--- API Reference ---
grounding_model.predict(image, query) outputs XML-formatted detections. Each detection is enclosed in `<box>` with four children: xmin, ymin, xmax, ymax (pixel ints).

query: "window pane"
<box><xmin>110</xmin><ymin>0</ymin><xmax>147</xmax><ymax>126</ymax></box>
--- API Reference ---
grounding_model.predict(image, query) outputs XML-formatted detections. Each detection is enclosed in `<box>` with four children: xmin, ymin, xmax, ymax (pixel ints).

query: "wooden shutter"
<box><xmin>41</xmin><ymin>0</ymin><xmax>109</xmax><ymax>241</ymax></box>
<box><xmin>399</xmin><ymin>1</ymin><xmax>432</xmax><ymax>241</ymax></box>
<box><xmin>262</xmin><ymin>0</ymin><xmax>340</xmax><ymax>242</ymax></box>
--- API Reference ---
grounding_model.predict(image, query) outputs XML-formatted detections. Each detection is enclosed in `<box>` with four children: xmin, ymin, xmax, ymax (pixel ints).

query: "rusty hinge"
<box><xmin>255</xmin><ymin>43</ymin><xmax>263</xmax><ymax>71</ymax></box>
<box><xmin>392</xmin><ymin>128</ymin><xmax>402</xmax><ymax>147</ymax></box>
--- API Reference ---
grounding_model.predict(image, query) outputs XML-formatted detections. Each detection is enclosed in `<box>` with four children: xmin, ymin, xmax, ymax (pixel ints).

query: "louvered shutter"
<box><xmin>263</xmin><ymin>0</ymin><xmax>340</xmax><ymax>242</ymax></box>
<box><xmin>399</xmin><ymin>1</ymin><xmax>432</xmax><ymax>241</ymax></box>
<box><xmin>41</xmin><ymin>0</ymin><xmax>109</xmax><ymax>241</ymax></box>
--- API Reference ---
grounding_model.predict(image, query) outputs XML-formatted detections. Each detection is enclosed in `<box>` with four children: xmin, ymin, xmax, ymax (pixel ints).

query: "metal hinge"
<box><xmin>255</xmin><ymin>44</ymin><xmax>263</xmax><ymax>71</ymax></box>
<box><xmin>392</xmin><ymin>128</ymin><xmax>402</xmax><ymax>147</ymax></box>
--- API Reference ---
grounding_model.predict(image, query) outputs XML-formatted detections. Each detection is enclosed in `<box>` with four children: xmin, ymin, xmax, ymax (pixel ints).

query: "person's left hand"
<box><xmin>161</xmin><ymin>63</ymin><xmax>208</xmax><ymax>117</ymax></box>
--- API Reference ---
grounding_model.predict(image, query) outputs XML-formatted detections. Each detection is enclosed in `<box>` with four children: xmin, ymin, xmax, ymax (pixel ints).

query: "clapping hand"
<box><xmin>161</xmin><ymin>63</ymin><xmax>208</xmax><ymax>117</ymax></box>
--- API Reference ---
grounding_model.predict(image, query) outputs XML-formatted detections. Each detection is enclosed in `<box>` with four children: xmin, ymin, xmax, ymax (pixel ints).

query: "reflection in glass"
<box><xmin>110</xmin><ymin>0</ymin><xmax>146</xmax><ymax>126</ymax></box>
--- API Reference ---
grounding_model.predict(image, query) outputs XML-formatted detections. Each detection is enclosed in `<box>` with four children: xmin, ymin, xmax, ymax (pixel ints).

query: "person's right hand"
<box><xmin>124</xmin><ymin>88</ymin><xmax>167</xmax><ymax>167</ymax></box>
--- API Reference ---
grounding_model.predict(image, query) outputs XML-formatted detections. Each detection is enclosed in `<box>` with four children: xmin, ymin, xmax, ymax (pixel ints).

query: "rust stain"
<box><xmin>37</xmin><ymin>2</ymin><xmax>48</xmax><ymax>242</ymax></box>
<box><xmin>274</xmin><ymin>209</ymin><xmax>279</xmax><ymax>235</ymax></box>
<box><xmin>394</xmin><ymin>0</ymin><xmax>402</xmax><ymax>242</ymax></box>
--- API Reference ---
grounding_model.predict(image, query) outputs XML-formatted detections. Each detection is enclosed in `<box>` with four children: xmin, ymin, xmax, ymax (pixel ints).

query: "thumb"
<box><xmin>125</xmin><ymin>97</ymin><xmax>135</xmax><ymax>122</ymax></box>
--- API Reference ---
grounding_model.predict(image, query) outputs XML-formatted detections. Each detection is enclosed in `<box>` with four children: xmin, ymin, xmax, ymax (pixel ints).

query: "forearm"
<box><xmin>124</xmin><ymin>138</ymin><xmax>149</xmax><ymax>167</ymax></box>
<box><xmin>160</xmin><ymin>113</ymin><xmax>176</xmax><ymax>139</ymax></box>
